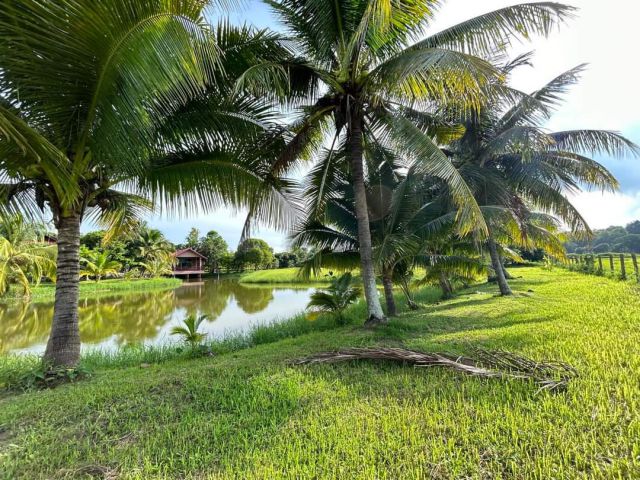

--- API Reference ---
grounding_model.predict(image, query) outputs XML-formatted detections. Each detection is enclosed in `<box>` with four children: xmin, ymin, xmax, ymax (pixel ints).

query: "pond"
<box><xmin>0</xmin><ymin>280</ymin><xmax>316</xmax><ymax>355</ymax></box>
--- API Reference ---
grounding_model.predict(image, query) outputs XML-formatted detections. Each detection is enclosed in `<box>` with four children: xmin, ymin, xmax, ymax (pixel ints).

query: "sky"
<box><xmin>147</xmin><ymin>0</ymin><xmax>640</xmax><ymax>250</ymax></box>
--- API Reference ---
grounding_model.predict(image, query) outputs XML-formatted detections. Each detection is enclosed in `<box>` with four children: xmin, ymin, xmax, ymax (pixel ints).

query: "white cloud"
<box><xmin>431</xmin><ymin>0</ymin><xmax>640</xmax><ymax>130</ymax></box>
<box><xmin>569</xmin><ymin>191</ymin><xmax>640</xmax><ymax>229</ymax></box>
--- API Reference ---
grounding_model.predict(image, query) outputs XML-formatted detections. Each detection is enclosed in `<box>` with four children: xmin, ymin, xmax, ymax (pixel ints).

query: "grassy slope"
<box><xmin>1</xmin><ymin>267</ymin><xmax>639</xmax><ymax>479</ymax></box>
<box><xmin>4</xmin><ymin>278</ymin><xmax>183</xmax><ymax>302</ymax></box>
<box><xmin>238</xmin><ymin>267</ymin><xmax>332</xmax><ymax>284</ymax></box>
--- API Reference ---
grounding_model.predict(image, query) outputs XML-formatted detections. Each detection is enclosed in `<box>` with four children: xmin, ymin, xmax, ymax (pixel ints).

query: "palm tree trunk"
<box><xmin>348</xmin><ymin>111</ymin><xmax>386</xmax><ymax>325</ymax></box>
<box><xmin>488</xmin><ymin>237</ymin><xmax>512</xmax><ymax>296</ymax></box>
<box><xmin>44</xmin><ymin>212</ymin><xmax>81</xmax><ymax>367</ymax></box>
<box><xmin>438</xmin><ymin>271</ymin><xmax>454</xmax><ymax>299</ymax></box>
<box><xmin>399</xmin><ymin>277</ymin><xmax>419</xmax><ymax>310</ymax></box>
<box><xmin>382</xmin><ymin>272</ymin><xmax>397</xmax><ymax>317</ymax></box>
<box><xmin>500</xmin><ymin>259</ymin><xmax>515</xmax><ymax>280</ymax></box>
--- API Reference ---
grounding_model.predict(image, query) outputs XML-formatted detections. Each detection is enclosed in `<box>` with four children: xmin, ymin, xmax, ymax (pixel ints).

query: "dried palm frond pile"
<box><xmin>293</xmin><ymin>347</ymin><xmax>577</xmax><ymax>393</ymax></box>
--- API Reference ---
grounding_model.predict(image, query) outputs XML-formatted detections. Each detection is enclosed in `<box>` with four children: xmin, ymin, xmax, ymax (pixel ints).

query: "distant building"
<box><xmin>173</xmin><ymin>248</ymin><xmax>206</xmax><ymax>280</ymax></box>
<box><xmin>43</xmin><ymin>233</ymin><xmax>57</xmax><ymax>245</ymax></box>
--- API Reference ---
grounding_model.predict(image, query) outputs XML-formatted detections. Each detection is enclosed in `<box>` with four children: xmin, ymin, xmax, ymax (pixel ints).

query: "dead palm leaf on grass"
<box><xmin>293</xmin><ymin>347</ymin><xmax>577</xmax><ymax>393</ymax></box>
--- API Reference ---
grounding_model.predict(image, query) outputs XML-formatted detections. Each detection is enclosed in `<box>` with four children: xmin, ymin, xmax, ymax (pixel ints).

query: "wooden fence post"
<box><xmin>609</xmin><ymin>254</ymin><xmax>615</xmax><ymax>273</ymax></box>
<box><xmin>632</xmin><ymin>254</ymin><xmax>639</xmax><ymax>282</ymax></box>
<box><xmin>598</xmin><ymin>256</ymin><xmax>603</xmax><ymax>272</ymax></box>
<box><xmin>620</xmin><ymin>254</ymin><xmax>627</xmax><ymax>280</ymax></box>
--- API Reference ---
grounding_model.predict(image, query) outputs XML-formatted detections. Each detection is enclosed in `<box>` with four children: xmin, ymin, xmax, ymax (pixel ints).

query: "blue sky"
<box><xmin>146</xmin><ymin>0</ymin><xmax>640</xmax><ymax>250</ymax></box>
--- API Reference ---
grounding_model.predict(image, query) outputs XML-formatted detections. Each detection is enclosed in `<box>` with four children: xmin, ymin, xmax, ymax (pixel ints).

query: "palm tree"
<box><xmin>293</xmin><ymin>154</ymin><xmax>482</xmax><ymax>315</ymax></box>
<box><xmin>80</xmin><ymin>251</ymin><xmax>122</xmax><ymax>283</ymax></box>
<box><xmin>447</xmin><ymin>60</ymin><xmax>639</xmax><ymax>295</ymax></box>
<box><xmin>171</xmin><ymin>314</ymin><xmax>208</xmax><ymax>349</ymax></box>
<box><xmin>255</xmin><ymin>0</ymin><xmax>574</xmax><ymax>324</ymax></box>
<box><xmin>138</xmin><ymin>257</ymin><xmax>175</xmax><ymax>279</ymax></box>
<box><xmin>307</xmin><ymin>272</ymin><xmax>361</xmax><ymax>324</ymax></box>
<box><xmin>0</xmin><ymin>236</ymin><xmax>56</xmax><ymax>297</ymax></box>
<box><xmin>0</xmin><ymin>2</ymin><xmax>295</xmax><ymax>366</ymax></box>
<box><xmin>135</xmin><ymin>226</ymin><xmax>174</xmax><ymax>262</ymax></box>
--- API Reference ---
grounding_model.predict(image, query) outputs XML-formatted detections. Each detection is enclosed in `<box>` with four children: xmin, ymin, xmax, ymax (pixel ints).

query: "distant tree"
<box><xmin>566</xmin><ymin>223</ymin><xmax>640</xmax><ymax>254</ymax></box>
<box><xmin>80</xmin><ymin>251</ymin><xmax>122</xmax><ymax>283</ymax></box>
<box><xmin>593</xmin><ymin>243</ymin><xmax>611</xmax><ymax>254</ymax></box>
<box><xmin>626</xmin><ymin>221</ymin><xmax>640</xmax><ymax>235</ymax></box>
<box><xmin>138</xmin><ymin>257</ymin><xmax>174</xmax><ymax>278</ymax></box>
<box><xmin>275</xmin><ymin>252</ymin><xmax>298</xmax><ymax>268</ymax></box>
<box><xmin>198</xmin><ymin>230</ymin><xmax>228</xmax><ymax>272</ymax></box>
<box><xmin>219</xmin><ymin>251</ymin><xmax>236</xmax><ymax>274</ymax></box>
<box><xmin>235</xmin><ymin>238</ymin><xmax>274</xmax><ymax>270</ymax></box>
<box><xmin>0</xmin><ymin>215</ymin><xmax>50</xmax><ymax>245</ymax></box>
<box><xmin>613</xmin><ymin>234</ymin><xmax>640</xmax><ymax>253</ymax></box>
<box><xmin>186</xmin><ymin>228</ymin><xmax>200</xmax><ymax>249</ymax></box>
<box><xmin>136</xmin><ymin>227</ymin><xmax>173</xmax><ymax>262</ymax></box>
<box><xmin>80</xmin><ymin>231</ymin><xmax>106</xmax><ymax>250</ymax></box>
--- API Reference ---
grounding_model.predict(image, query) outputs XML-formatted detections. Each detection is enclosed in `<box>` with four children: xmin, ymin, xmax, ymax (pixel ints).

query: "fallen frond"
<box><xmin>293</xmin><ymin>347</ymin><xmax>576</xmax><ymax>393</ymax></box>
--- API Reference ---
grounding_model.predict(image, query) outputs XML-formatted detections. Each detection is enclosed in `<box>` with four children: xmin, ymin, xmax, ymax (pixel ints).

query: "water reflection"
<box><xmin>0</xmin><ymin>280</ymin><xmax>313</xmax><ymax>354</ymax></box>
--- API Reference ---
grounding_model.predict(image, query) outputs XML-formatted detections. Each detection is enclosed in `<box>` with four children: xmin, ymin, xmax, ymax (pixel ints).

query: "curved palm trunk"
<box><xmin>488</xmin><ymin>237</ymin><xmax>512</xmax><ymax>296</ymax></box>
<box><xmin>348</xmin><ymin>112</ymin><xmax>386</xmax><ymax>325</ymax></box>
<box><xmin>438</xmin><ymin>271</ymin><xmax>454</xmax><ymax>299</ymax></box>
<box><xmin>44</xmin><ymin>212</ymin><xmax>81</xmax><ymax>367</ymax></box>
<box><xmin>382</xmin><ymin>272</ymin><xmax>397</xmax><ymax>317</ymax></box>
<box><xmin>500</xmin><ymin>259</ymin><xmax>515</xmax><ymax>280</ymax></box>
<box><xmin>399</xmin><ymin>277</ymin><xmax>419</xmax><ymax>310</ymax></box>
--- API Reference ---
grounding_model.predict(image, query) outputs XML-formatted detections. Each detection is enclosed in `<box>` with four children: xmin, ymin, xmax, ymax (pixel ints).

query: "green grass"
<box><xmin>1</xmin><ymin>267</ymin><xmax>639</xmax><ymax>479</ymax></box>
<box><xmin>238</xmin><ymin>267</ymin><xmax>334</xmax><ymax>284</ymax></box>
<box><xmin>3</xmin><ymin>277</ymin><xmax>183</xmax><ymax>302</ymax></box>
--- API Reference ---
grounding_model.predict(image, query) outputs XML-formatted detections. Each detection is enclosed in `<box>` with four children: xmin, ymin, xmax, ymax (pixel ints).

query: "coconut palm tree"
<box><xmin>447</xmin><ymin>60</ymin><xmax>639</xmax><ymax>295</ymax></box>
<box><xmin>0</xmin><ymin>236</ymin><xmax>56</xmax><ymax>297</ymax></box>
<box><xmin>171</xmin><ymin>314</ymin><xmax>208</xmax><ymax>349</ymax></box>
<box><xmin>292</xmin><ymin>153</ymin><xmax>483</xmax><ymax>315</ymax></box>
<box><xmin>0</xmin><ymin>1</ymin><xmax>297</xmax><ymax>367</ymax></box>
<box><xmin>0</xmin><ymin>215</ymin><xmax>56</xmax><ymax>297</ymax></box>
<box><xmin>253</xmin><ymin>0</ymin><xmax>574</xmax><ymax>324</ymax></box>
<box><xmin>135</xmin><ymin>226</ymin><xmax>174</xmax><ymax>262</ymax></box>
<box><xmin>307</xmin><ymin>272</ymin><xmax>361</xmax><ymax>324</ymax></box>
<box><xmin>138</xmin><ymin>257</ymin><xmax>175</xmax><ymax>279</ymax></box>
<box><xmin>80</xmin><ymin>251</ymin><xmax>122</xmax><ymax>283</ymax></box>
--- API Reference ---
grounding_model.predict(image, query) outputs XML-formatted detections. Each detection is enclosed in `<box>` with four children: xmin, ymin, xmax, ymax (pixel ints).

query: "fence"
<box><xmin>565</xmin><ymin>253</ymin><xmax>640</xmax><ymax>282</ymax></box>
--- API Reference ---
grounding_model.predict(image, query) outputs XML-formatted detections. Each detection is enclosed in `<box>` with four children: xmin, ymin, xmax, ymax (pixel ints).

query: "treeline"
<box><xmin>565</xmin><ymin>221</ymin><xmax>640</xmax><ymax>254</ymax></box>
<box><xmin>178</xmin><ymin>227</ymin><xmax>310</xmax><ymax>272</ymax></box>
<box><xmin>82</xmin><ymin>225</ymin><xmax>306</xmax><ymax>276</ymax></box>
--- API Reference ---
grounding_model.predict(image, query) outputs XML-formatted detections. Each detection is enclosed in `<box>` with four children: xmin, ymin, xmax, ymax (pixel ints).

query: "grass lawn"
<box><xmin>4</xmin><ymin>277</ymin><xmax>183</xmax><ymax>302</ymax></box>
<box><xmin>238</xmin><ymin>267</ymin><xmax>333</xmax><ymax>283</ymax></box>
<box><xmin>1</xmin><ymin>267</ymin><xmax>639</xmax><ymax>479</ymax></box>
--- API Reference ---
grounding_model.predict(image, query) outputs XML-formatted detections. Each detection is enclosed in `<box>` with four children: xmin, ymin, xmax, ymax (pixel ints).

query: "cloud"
<box><xmin>568</xmin><ymin>191</ymin><xmax>640</xmax><ymax>229</ymax></box>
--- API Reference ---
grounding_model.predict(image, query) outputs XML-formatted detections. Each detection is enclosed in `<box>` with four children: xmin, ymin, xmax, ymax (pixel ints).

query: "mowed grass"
<box><xmin>4</xmin><ymin>277</ymin><xmax>183</xmax><ymax>302</ymax></box>
<box><xmin>239</xmin><ymin>267</ymin><xmax>334</xmax><ymax>284</ymax></box>
<box><xmin>1</xmin><ymin>267</ymin><xmax>639</xmax><ymax>479</ymax></box>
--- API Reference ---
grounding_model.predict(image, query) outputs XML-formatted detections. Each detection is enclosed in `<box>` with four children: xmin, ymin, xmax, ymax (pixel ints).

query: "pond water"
<box><xmin>0</xmin><ymin>280</ymin><xmax>315</xmax><ymax>355</ymax></box>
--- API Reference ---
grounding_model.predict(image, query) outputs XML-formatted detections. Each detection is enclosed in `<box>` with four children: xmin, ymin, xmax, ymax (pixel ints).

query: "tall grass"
<box><xmin>239</xmin><ymin>267</ymin><xmax>333</xmax><ymax>284</ymax></box>
<box><xmin>3</xmin><ymin>277</ymin><xmax>183</xmax><ymax>302</ymax></box>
